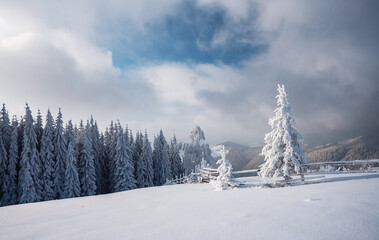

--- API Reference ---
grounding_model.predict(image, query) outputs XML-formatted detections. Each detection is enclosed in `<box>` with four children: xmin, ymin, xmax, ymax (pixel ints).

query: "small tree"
<box><xmin>213</xmin><ymin>145</ymin><xmax>233</xmax><ymax>191</ymax></box>
<box><xmin>260</xmin><ymin>84</ymin><xmax>308</xmax><ymax>181</ymax></box>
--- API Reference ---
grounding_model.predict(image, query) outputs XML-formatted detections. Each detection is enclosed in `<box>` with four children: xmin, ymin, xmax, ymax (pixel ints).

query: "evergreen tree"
<box><xmin>260</xmin><ymin>84</ymin><xmax>308</xmax><ymax>180</ymax></box>
<box><xmin>170</xmin><ymin>136</ymin><xmax>184</xmax><ymax>179</ymax></box>
<box><xmin>79</xmin><ymin>122</ymin><xmax>97</xmax><ymax>196</ymax></box>
<box><xmin>213</xmin><ymin>145</ymin><xmax>233</xmax><ymax>190</ymax></box>
<box><xmin>17</xmin><ymin>116</ymin><xmax>25</xmax><ymax>157</ymax></box>
<box><xmin>153</xmin><ymin>130</ymin><xmax>171</xmax><ymax>186</ymax></box>
<box><xmin>53</xmin><ymin>108</ymin><xmax>67</xmax><ymax>198</ymax></box>
<box><xmin>90</xmin><ymin>118</ymin><xmax>105</xmax><ymax>194</ymax></box>
<box><xmin>0</xmin><ymin>104</ymin><xmax>12</xmax><ymax>201</ymax></box>
<box><xmin>18</xmin><ymin>104</ymin><xmax>40</xmax><ymax>203</ymax></box>
<box><xmin>62</xmin><ymin>142</ymin><xmax>80</xmax><ymax>198</ymax></box>
<box><xmin>135</xmin><ymin>132</ymin><xmax>146</xmax><ymax>188</ymax></box>
<box><xmin>0</xmin><ymin>136</ymin><xmax>7</xmax><ymax>203</ymax></box>
<box><xmin>1</xmin><ymin>125</ymin><xmax>18</xmax><ymax>205</ymax></box>
<box><xmin>111</xmin><ymin>124</ymin><xmax>136</xmax><ymax>192</ymax></box>
<box><xmin>34</xmin><ymin>109</ymin><xmax>43</xmax><ymax>152</ymax></box>
<box><xmin>0</xmin><ymin>104</ymin><xmax>12</xmax><ymax>153</ymax></box>
<box><xmin>142</xmin><ymin>130</ymin><xmax>154</xmax><ymax>187</ymax></box>
<box><xmin>65</xmin><ymin>120</ymin><xmax>76</xmax><ymax>147</ymax></box>
<box><xmin>40</xmin><ymin>110</ymin><xmax>55</xmax><ymax>201</ymax></box>
<box><xmin>183</xmin><ymin>126</ymin><xmax>213</xmax><ymax>174</ymax></box>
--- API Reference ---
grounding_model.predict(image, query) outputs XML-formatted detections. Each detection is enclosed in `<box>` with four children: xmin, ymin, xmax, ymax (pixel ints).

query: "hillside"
<box><xmin>214</xmin><ymin>133</ymin><xmax>379</xmax><ymax>171</ymax></box>
<box><xmin>1</xmin><ymin>173</ymin><xmax>378</xmax><ymax>240</ymax></box>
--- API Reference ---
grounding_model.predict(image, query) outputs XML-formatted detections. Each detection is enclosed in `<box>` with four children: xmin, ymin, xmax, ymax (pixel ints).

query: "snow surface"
<box><xmin>1</xmin><ymin>173</ymin><xmax>379</xmax><ymax>240</ymax></box>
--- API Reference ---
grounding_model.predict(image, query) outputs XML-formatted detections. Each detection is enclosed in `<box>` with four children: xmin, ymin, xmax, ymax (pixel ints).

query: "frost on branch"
<box><xmin>259</xmin><ymin>84</ymin><xmax>308</xmax><ymax>181</ymax></box>
<box><xmin>213</xmin><ymin>145</ymin><xmax>233</xmax><ymax>191</ymax></box>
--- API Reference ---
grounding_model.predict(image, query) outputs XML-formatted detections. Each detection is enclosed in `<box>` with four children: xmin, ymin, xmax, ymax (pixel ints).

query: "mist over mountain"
<box><xmin>213</xmin><ymin>128</ymin><xmax>379</xmax><ymax>171</ymax></box>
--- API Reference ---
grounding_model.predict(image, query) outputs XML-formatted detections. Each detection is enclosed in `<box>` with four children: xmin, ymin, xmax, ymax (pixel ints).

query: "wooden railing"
<box><xmin>170</xmin><ymin>159</ymin><xmax>379</xmax><ymax>184</ymax></box>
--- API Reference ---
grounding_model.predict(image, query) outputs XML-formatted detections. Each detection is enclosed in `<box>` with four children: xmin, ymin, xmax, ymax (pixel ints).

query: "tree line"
<box><xmin>0</xmin><ymin>104</ymin><xmax>196</xmax><ymax>206</ymax></box>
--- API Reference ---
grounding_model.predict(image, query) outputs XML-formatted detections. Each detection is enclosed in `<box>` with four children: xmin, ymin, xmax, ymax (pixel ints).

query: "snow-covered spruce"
<box><xmin>1</xmin><ymin>124</ymin><xmax>19</xmax><ymax>206</ymax></box>
<box><xmin>18</xmin><ymin>104</ymin><xmax>41</xmax><ymax>203</ymax></box>
<box><xmin>153</xmin><ymin>130</ymin><xmax>171</xmax><ymax>186</ymax></box>
<box><xmin>40</xmin><ymin>110</ymin><xmax>56</xmax><ymax>201</ymax></box>
<box><xmin>182</xmin><ymin>126</ymin><xmax>213</xmax><ymax>175</ymax></box>
<box><xmin>259</xmin><ymin>84</ymin><xmax>308</xmax><ymax>181</ymax></box>
<box><xmin>62</xmin><ymin>142</ymin><xmax>80</xmax><ymax>199</ymax></box>
<box><xmin>53</xmin><ymin>109</ymin><xmax>67</xmax><ymax>199</ymax></box>
<box><xmin>212</xmin><ymin>145</ymin><xmax>233</xmax><ymax>191</ymax></box>
<box><xmin>79</xmin><ymin>122</ymin><xmax>97</xmax><ymax>196</ymax></box>
<box><xmin>111</xmin><ymin>124</ymin><xmax>136</xmax><ymax>192</ymax></box>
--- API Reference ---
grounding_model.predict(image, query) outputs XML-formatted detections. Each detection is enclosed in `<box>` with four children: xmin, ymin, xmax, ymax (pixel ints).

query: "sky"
<box><xmin>0</xmin><ymin>0</ymin><xmax>378</xmax><ymax>145</ymax></box>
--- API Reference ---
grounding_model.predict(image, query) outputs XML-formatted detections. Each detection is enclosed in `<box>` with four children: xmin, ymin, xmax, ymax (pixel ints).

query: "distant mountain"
<box><xmin>211</xmin><ymin>142</ymin><xmax>264</xmax><ymax>171</ymax></box>
<box><xmin>212</xmin><ymin>132</ymin><xmax>379</xmax><ymax>171</ymax></box>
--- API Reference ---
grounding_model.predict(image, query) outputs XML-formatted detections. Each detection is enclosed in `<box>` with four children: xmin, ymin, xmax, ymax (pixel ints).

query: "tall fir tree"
<box><xmin>111</xmin><ymin>124</ymin><xmax>136</xmax><ymax>192</ymax></box>
<box><xmin>18</xmin><ymin>104</ymin><xmax>40</xmax><ymax>203</ymax></box>
<box><xmin>170</xmin><ymin>136</ymin><xmax>184</xmax><ymax>179</ymax></box>
<box><xmin>142</xmin><ymin>130</ymin><xmax>154</xmax><ymax>187</ymax></box>
<box><xmin>183</xmin><ymin>126</ymin><xmax>213</xmax><ymax>174</ymax></box>
<box><xmin>17</xmin><ymin>116</ymin><xmax>25</xmax><ymax>157</ymax></box>
<box><xmin>53</xmin><ymin>108</ymin><xmax>67</xmax><ymax>199</ymax></box>
<box><xmin>0</xmin><ymin>104</ymin><xmax>12</xmax><ymax>153</ymax></box>
<box><xmin>40</xmin><ymin>110</ymin><xmax>55</xmax><ymax>201</ymax></box>
<box><xmin>0</xmin><ymin>104</ymin><xmax>11</xmax><ymax>201</ymax></box>
<box><xmin>34</xmin><ymin>109</ymin><xmax>43</xmax><ymax>152</ymax></box>
<box><xmin>260</xmin><ymin>84</ymin><xmax>308</xmax><ymax>180</ymax></box>
<box><xmin>90</xmin><ymin>118</ymin><xmax>105</xmax><ymax>194</ymax></box>
<box><xmin>62</xmin><ymin>142</ymin><xmax>80</xmax><ymax>199</ymax></box>
<box><xmin>79</xmin><ymin>122</ymin><xmax>97</xmax><ymax>196</ymax></box>
<box><xmin>65</xmin><ymin>120</ymin><xmax>76</xmax><ymax>146</ymax></box>
<box><xmin>1</xmin><ymin>125</ymin><xmax>19</xmax><ymax>206</ymax></box>
<box><xmin>0</xmin><ymin>136</ymin><xmax>7</xmax><ymax>203</ymax></box>
<box><xmin>135</xmin><ymin>132</ymin><xmax>146</xmax><ymax>188</ymax></box>
<box><xmin>153</xmin><ymin>130</ymin><xmax>171</xmax><ymax>186</ymax></box>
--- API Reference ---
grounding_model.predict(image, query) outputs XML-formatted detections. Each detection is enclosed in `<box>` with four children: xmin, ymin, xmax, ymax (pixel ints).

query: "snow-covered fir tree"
<box><xmin>0</xmin><ymin>104</ymin><xmax>12</xmax><ymax>153</ymax></box>
<box><xmin>153</xmin><ymin>130</ymin><xmax>171</xmax><ymax>186</ymax></box>
<box><xmin>34</xmin><ymin>109</ymin><xmax>43</xmax><ymax>152</ymax></box>
<box><xmin>170</xmin><ymin>136</ymin><xmax>184</xmax><ymax>179</ymax></box>
<box><xmin>135</xmin><ymin>132</ymin><xmax>147</xmax><ymax>188</ymax></box>
<box><xmin>1</xmin><ymin>124</ymin><xmax>19</xmax><ymax>206</ymax></box>
<box><xmin>18</xmin><ymin>104</ymin><xmax>40</xmax><ymax>203</ymax></box>
<box><xmin>142</xmin><ymin>130</ymin><xmax>154</xmax><ymax>187</ymax></box>
<box><xmin>111</xmin><ymin>124</ymin><xmax>136</xmax><ymax>192</ymax></box>
<box><xmin>40</xmin><ymin>110</ymin><xmax>55</xmax><ymax>201</ymax></box>
<box><xmin>183</xmin><ymin>126</ymin><xmax>213</xmax><ymax>174</ymax></box>
<box><xmin>53</xmin><ymin>108</ymin><xmax>67</xmax><ymax>199</ymax></box>
<box><xmin>260</xmin><ymin>84</ymin><xmax>308</xmax><ymax>180</ymax></box>
<box><xmin>90</xmin><ymin>117</ymin><xmax>105</xmax><ymax>194</ymax></box>
<box><xmin>65</xmin><ymin>120</ymin><xmax>76</xmax><ymax>147</ymax></box>
<box><xmin>79</xmin><ymin>122</ymin><xmax>97</xmax><ymax>196</ymax></box>
<box><xmin>62</xmin><ymin>141</ymin><xmax>80</xmax><ymax>199</ymax></box>
<box><xmin>213</xmin><ymin>145</ymin><xmax>233</xmax><ymax>191</ymax></box>
<box><xmin>0</xmin><ymin>135</ymin><xmax>7</xmax><ymax>203</ymax></box>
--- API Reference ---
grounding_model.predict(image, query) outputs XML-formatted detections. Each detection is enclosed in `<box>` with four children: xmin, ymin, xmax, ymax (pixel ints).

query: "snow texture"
<box><xmin>0</xmin><ymin>173</ymin><xmax>378</xmax><ymax>240</ymax></box>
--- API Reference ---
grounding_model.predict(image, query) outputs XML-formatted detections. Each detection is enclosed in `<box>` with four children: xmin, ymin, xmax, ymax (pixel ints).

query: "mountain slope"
<box><xmin>214</xmin><ymin>134</ymin><xmax>379</xmax><ymax>171</ymax></box>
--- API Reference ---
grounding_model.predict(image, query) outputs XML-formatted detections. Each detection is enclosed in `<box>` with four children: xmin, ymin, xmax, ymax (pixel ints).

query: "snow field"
<box><xmin>0</xmin><ymin>173</ymin><xmax>378</xmax><ymax>240</ymax></box>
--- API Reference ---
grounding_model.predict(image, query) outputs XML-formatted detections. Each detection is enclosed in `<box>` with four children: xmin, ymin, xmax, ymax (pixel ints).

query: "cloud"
<box><xmin>0</xmin><ymin>0</ymin><xmax>378</xmax><ymax>145</ymax></box>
